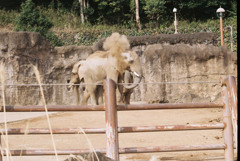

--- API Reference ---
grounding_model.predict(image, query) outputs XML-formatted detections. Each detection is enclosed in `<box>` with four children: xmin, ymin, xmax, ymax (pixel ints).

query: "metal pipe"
<box><xmin>0</xmin><ymin>102</ymin><xmax>223</xmax><ymax>112</ymax></box>
<box><xmin>0</xmin><ymin>123</ymin><xmax>224</xmax><ymax>135</ymax></box>
<box><xmin>220</xmin><ymin>17</ymin><xmax>224</xmax><ymax>46</ymax></box>
<box><xmin>1</xmin><ymin>144</ymin><xmax>225</xmax><ymax>156</ymax></box>
<box><xmin>0</xmin><ymin>135</ymin><xmax>2</xmax><ymax>161</ymax></box>
<box><xmin>174</xmin><ymin>12</ymin><xmax>178</xmax><ymax>34</ymax></box>
<box><xmin>104</xmin><ymin>79</ymin><xmax>119</xmax><ymax>161</ymax></box>
<box><xmin>118</xmin><ymin>123</ymin><xmax>224</xmax><ymax>133</ymax></box>
<box><xmin>222</xmin><ymin>86</ymin><xmax>234</xmax><ymax>161</ymax></box>
<box><xmin>0</xmin><ymin>105</ymin><xmax>105</xmax><ymax>112</ymax></box>
<box><xmin>119</xmin><ymin>144</ymin><xmax>226</xmax><ymax>154</ymax></box>
<box><xmin>221</xmin><ymin>76</ymin><xmax>238</xmax><ymax>152</ymax></box>
<box><xmin>1</xmin><ymin>148</ymin><xmax>106</xmax><ymax>156</ymax></box>
<box><xmin>117</xmin><ymin>102</ymin><xmax>223</xmax><ymax>111</ymax></box>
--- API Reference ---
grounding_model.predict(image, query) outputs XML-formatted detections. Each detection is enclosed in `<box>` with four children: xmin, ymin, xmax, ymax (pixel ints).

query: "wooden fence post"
<box><xmin>104</xmin><ymin>79</ymin><xmax>119</xmax><ymax>161</ymax></box>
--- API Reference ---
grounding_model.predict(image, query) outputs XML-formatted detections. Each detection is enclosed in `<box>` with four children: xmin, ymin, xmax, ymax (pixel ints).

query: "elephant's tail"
<box><xmin>103</xmin><ymin>32</ymin><xmax>130</xmax><ymax>54</ymax></box>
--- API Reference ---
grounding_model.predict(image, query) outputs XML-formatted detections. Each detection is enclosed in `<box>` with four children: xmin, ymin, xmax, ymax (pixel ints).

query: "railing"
<box><xmin>221</xmin><ymin>76</ymin><xmax>238</xmax><ymax>152</ymax></box>
<box><xmin>0</xmin><ymin>77</ymin><xmax>237</xmax><ymax>161</ymax></box>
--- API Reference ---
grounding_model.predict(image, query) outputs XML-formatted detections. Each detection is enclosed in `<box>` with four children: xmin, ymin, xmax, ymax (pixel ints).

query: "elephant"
<box><xmin>68</xmin><ymin>60</ymin><xmax>104</xmax><ymax>105</ymax></box>
<box><xmin>69</xmin><ymin>60</ymin><xmax>135</xmax><ymax>105</ymax></box>
<box><xmin>78</xmin><ymin>50</ymin><xmax>142</xmax><ymax>105</ymax></box>
<box><xmin>69</xmin><ymin>33</ymin><xmax>143</xmax><ymax>105</ymax></box>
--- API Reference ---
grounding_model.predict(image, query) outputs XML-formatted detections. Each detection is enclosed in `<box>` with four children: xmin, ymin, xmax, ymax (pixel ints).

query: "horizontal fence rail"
<box><xmin>0</xmin><ymin>80</ymin><xmax>221</xmax><ymax>87</ymax></box>
<box><xmin>0</xmin><ymin>123</ymin><xmax>225</xmax><ymax>134</ymax></box>
<box><xmin>0</xmin><ymin>102</ymin><xmax>223</xmax><ymax>112</ymax></box>
<box><xmin>1</xmin><ymin>144</ymin><xmax>226</xmax><ymax>156</ymax></box>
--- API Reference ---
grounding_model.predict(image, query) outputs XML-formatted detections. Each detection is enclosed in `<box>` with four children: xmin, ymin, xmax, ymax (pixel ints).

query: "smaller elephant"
<box><xmin>69</xmin><ymin>60</ymin><xmax>104</xmax><ymax>105</ymax></box>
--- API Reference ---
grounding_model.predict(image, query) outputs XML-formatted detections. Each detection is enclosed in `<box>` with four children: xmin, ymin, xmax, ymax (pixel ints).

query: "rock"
<box><xmin>64</xmin><ymin>152</ymin><xmax>115</xmax><ymax>161</ymax></box>
<box><xmin>140</xmin><ymin>43</ymin><xmax>237</xmax><ymax>103</ymax></box>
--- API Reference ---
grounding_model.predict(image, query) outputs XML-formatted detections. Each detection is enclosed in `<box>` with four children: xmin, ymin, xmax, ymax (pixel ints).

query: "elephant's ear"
<box><xmin>121</xmin><ymin>52</ymin><xmax>134</xmax><ymax>64</ymax></box>
<box><xmin>72</xmin><ymin>61</ymin><xmax>84</xmax><ymax>73</ymax></box>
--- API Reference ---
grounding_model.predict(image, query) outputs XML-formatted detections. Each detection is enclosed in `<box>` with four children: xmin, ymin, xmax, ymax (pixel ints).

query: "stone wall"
<box><xmin>134</xmin><ymin>44</ymin><xmax>237</xmax><ymax>103</ymax></box>
<box><xmin>0</xmin><ymin>32</ymin><xmax>237</xmax><ymax>105</ymax></box>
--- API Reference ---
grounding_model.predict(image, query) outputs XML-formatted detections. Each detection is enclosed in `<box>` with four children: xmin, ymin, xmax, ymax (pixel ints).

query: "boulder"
<box><xmin>64</xmin><ymin>152</ymin><xmax>115</xmax><ymax>161</ymax></box>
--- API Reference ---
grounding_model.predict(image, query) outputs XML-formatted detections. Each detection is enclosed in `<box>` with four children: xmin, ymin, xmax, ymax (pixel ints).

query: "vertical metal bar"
<box><xmin>174</xmin><ymin>12</ymin><xmax>178</xmax><ymax>34</ymax></box>
<box><xmin>222</xmin><ymin>85</ymin><xmax>234</xmax><ymax>161</ymax></box>
<box><xmin>0</xmin><ymin>135</ymin><xmax>2</xmax><ymax>161</ymax></box>
<box><xmin>220</xmin><ymin>17</ymin><xmax>224</xmax><ymax>46</ymax></box>
<box><xmin>104</xmin><ymin>79</ymin><xmax>119</xmax><ymax>161</ymax></box>
<box><xmin>222</xmin><ymin>76</ymin><xmax>238</xmax><ymax>151</ymax></box>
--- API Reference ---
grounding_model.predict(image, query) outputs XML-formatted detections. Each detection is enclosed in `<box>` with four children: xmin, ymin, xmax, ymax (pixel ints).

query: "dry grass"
<box><xmin>33</xmin><ymin>65</ymin><xmax>59</xmax><ymax>161</ymax></box>
<box><xmin>0</xmin><ymin>63</ymin><xmax>13</xmax><ymax>161</ymax></box>
<box><xmin>33</xmin><ymin>65</ymin><xmax>98</xmax><ymax>161</ymax></box>
<box><xmin>77</xmin><ymin>127</ymin><xmax>100</xmax><ymax>161</ymax></box>
<box><xmin>0</xmin><ymin>64</ymin><xmax>100</xmax><ymax>161</ymax></box>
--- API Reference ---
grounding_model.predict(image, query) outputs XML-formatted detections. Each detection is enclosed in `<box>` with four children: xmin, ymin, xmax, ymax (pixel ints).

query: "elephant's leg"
<box><xmin>73</xmin><ymin>85</ymin><xmax>80</xmax><ymax>105</ymax></box>
<box><xmin>87</xmin><ymin>85</ymin><xmax>98</xmax><ymax>105</ymax></box>
<box><xmin>124</xmin><ymin>91</ymin><xmax>132</xmax><ymax>104</ymax></box>
<box><xmin>81</xmin><ymin>90</ymin><xmax>90</xmax><ymax>105</ymax></box>
<box><xmin>116</xmin><ymin>85</ymin><xmax>124</xmax><ymax>104</ymax></box>
<box><xmin>97</xmin><ymin>85</ymin><xmax>104</xmax><ymax>105</ymax></box>
<box><xmin>116</xmin><ymin>75</ymin><xmax>125</xmax><ymax>104</ymax></box>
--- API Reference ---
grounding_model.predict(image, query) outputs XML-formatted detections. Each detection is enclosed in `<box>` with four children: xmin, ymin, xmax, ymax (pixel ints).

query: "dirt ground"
<box><xmin>0</xmin><ymin>102</ymin><xmax>237</xmax><ymax>161</ymax></box>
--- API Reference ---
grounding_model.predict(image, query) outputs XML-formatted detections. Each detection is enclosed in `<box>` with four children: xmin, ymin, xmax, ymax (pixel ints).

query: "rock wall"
<box><xmin>0</xmin><ymin>32</ymin><xmax>237</xmax><ymax>105</ymax></box>
<box><xmin>0</xmin><ymin>32</ymin><xmax>93</xmax><ymax>105</ymax></box>
<box><xmin>135</xmin><ymin>44</ymin><xmax>237</xmax><ymax>103</ymax></box>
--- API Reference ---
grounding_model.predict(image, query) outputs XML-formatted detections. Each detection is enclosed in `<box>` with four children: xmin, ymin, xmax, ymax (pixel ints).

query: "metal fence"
<box><xmin>0</xmin><ymin>76</ymin><xmax>237</xmax><ymax>161</ymax></box>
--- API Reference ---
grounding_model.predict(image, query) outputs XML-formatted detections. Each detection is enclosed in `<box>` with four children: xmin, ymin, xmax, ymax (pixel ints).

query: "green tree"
<box><xmin>14</xmin><ymin>0</ymin><xmax>53</xmax><ymax>34</ymax></box>
<box><xmin>177</xmin><ymin>0</ymin><xmax>231</xmax><ymax>20</ymax></box>
<box><xmin>14</xmin><ymin>0</ymin><xmax>63</xmax><ymax>46</ymax></box>
<box><xmin>91</xmin><ymin>0</ymin><xmax>130</xmax><ymax>24</ymax></box>
<box><xmin>143</xmin><ymin>0</ymin><xmax>166</xmax><ymax>27</ymax></box>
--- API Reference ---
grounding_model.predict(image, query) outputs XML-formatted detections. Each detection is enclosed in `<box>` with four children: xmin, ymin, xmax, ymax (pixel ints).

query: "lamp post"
<box><xmin>173</xmin><ymin>8</ymin><xmax>178</xmax><ymax>34</ymax></box>
<box><xmin>216</xmin><ymin>6</ymin><xmax>225</xmax><ymax>46</ymax></box>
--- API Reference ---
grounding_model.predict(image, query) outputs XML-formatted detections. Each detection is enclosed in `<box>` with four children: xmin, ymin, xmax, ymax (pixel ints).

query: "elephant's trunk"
<box><xmin>123</xmin><ymin>71</ymin><xmax>142</xmax><ymax>89</ymax></box>
<box><xmin>68</xmin><ymin>83</ymin><xmax>73</xmax><ymax>89</ymax></box>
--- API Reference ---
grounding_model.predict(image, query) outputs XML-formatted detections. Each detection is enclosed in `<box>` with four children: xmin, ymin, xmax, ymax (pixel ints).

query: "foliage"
<box><xmin>14</xmin><ymin>0</ymin><xmax>53</xmax><ymax>34</ymax></box>
<box><xmin>13</xmin><ymin>0</ymin><xmax>63</xmax><ymax>46</ymax></box>
<box><xmin>0</xmin><ymin>0</ymin><xmax>237</xmax><ymax>50</ymax></box>
<box><xmin>177</xmin><ymin>0</ymin><xmax>232</xmax><ymax>20</ymax></box>
<box><xmin>45</xmin><ymin>31</ymin><xmax>64</xmax><ymax>46</ymax></box>
<box><xmin>0</xmin><ymin>8</ymin><xmax>18</xmax><ymax>26</ymax></box>
<box><xmin>89</xmin><ymin>0</ymin><xmax>131</xmax><ymax>24</ymax></box>
<box><xmin>143</xmin><ymin>0</ymin><xmax>166</xmax><ymax>27</ymax></box>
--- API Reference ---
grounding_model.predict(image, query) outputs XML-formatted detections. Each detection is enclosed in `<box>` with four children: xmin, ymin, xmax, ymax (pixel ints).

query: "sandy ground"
<box><xmin>0</xmin><ymin>103</ymin><xmax>237</xmax><ymax>161</ymax></box>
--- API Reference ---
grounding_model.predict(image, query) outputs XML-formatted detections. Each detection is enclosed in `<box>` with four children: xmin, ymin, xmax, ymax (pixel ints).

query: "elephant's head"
<box><xmin>119</xmin><ymin>51</ymin><xmax>143</xmax><ymax>89</ymax></box>
<box><xmin>68</xmin><ymin>61</ymin><xmax>84</xmax><ymax>89</ymax></box>
<box><xmin>68</xmin><ymin>72</ymin><xmax>80</xmax><ymax>89</ymax></box>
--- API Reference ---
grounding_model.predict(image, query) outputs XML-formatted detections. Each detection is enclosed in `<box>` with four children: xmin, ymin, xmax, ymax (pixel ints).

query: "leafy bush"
<box><xmin>14</xmin><ymin>0</ymin><xmax>53</xmax><ymax>34</ymax></box>
<box><xmin>14</xmin><ymin>0</ymin><xmax>63</xmax><ymax>46</ymax></box>
<box><xmin>45</xmin><ymin>31</ymin><xmax>64</xmax><ymax>46</ymax></box>
<box><xmin>0</xmin><ymin>9</ymin><xmax>18</xmax><ymax>25</ymax></box>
